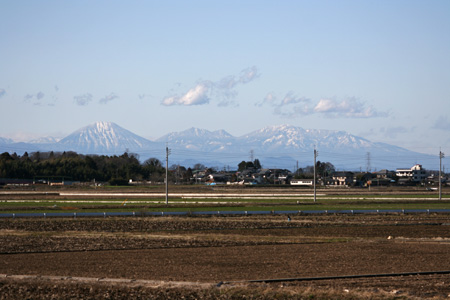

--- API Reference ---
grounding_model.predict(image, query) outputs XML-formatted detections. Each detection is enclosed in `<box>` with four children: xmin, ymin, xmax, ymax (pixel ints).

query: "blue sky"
<box><xmin>1</xmin><ymin>0</ymin><xmax>449</xmax><ymax>155</ymax></box>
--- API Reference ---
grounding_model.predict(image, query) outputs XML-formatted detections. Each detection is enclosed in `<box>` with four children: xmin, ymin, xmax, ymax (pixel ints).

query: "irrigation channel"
<box><xmin>2</xmin><ymin>209</ymin><xmax>450</xmax><ymax>218</ymax></box>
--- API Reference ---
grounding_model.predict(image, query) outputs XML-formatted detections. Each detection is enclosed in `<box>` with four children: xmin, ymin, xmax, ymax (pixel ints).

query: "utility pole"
<box><xmin>314</xmin><ymin>147</ymin><xmax>318</xmax><ymax>203</ymax></box>
<box><xmin>165</xmin><ymin>144</ymin><xmax>171</xmax><ymax>205</ymax></box>
<box><xmin>439</xmin><ymin>149</ymin><xmax>445</xmax><ymax>200</ymax></box>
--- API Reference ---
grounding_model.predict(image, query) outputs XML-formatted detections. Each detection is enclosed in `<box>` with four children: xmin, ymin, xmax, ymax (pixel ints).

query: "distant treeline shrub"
<box><xmin>0</xmin><ymin>151</ymin><xmax>169</xmax><ymax>184</ymax></box>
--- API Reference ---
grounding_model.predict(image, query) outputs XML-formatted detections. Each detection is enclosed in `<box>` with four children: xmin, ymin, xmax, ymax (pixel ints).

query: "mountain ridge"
<box><xmin>0</xmin><ymin>122</ymin><xmax>438</xmax><ymax>170</ymax></box>
<box><xmin>57</xmin><ymin>121</ymin><xmax>155</xmax><ymax>153</ymax></box>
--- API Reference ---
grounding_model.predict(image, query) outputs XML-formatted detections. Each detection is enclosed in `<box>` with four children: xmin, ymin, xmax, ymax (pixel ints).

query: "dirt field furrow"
<box><xmin>1</xmin><ymin>214</ymin><xmax>450</xmax><ymax>299</ymax></box>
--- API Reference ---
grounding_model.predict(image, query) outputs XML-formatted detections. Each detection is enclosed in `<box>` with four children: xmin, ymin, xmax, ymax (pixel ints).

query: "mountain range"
<box><xmin>0</xmin><ymin>122</ymin><xmax>438</xmax><ymax>171</ymax></box>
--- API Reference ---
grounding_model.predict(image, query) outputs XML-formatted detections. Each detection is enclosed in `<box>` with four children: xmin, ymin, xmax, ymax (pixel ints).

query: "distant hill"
<box><xmin>158</xmin><ymin>124</ymin><xmax>438</xmax><ymax>170</ymax></box>
<box><xmin>57</xmin><ymin>122</ymin><xmax>155</xmax><ymax>154</ymax></box>
<box><xmin>0</xmin><ymin>137</ymin><xmax>13</xmax><ymax>144</ymax></box>
<box><xmin>156</xmin><ymin>127</ymin><xmax>234</xmax><ymax>152</ymax></box>
<box><xmin>0</xmin><ymin>122</ymin><xmax>439</xmax><ymax>171</ymax></box>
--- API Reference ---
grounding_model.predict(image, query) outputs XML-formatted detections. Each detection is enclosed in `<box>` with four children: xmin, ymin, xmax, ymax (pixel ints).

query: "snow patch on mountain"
<box><xmin>57</xmin><ymin>121</ymin><xmax>154</xmax><ymax>154</ymax></box>
<box><xmin>28</xmin><ymin>136</ymin><xmax>60</xmax><ymax>144</ymax></box>
<box><xmin>0</xmin><ymin>122</ymin><xmax>437</xmax><ymax>170</ymax></box>
<box><xmin>0</xmin><ymin>137</ymin><xmax>13</xmax><ymax>144</ymax></box>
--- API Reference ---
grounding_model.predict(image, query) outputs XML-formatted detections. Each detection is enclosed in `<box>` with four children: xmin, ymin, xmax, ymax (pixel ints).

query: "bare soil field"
<box><xmin>1</xmin><ymin>214</ymin><xmax>450</xmax><ymax>299</ymax></box>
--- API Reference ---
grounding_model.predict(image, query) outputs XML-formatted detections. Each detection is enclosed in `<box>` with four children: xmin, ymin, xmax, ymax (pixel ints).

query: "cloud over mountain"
<box><xmin>36</xmin><ymin>91</ymin><xmax>45</xmax><ymax>100</ymax></box>
<box><xmin>314</xmin><ymin>98</ymin><xmax>387</xmax><ymax>118</ymax></box>
<box><xmin>161</xmin><ymin>66</ymin><xmax>259</xmax><ymax>107</ymax></box>
<box><xmin>0</xmin><ymin>122</ymin><xmax>438</xmax><ymax>170</ymax></box>
<box><xmin>257</xmin><ymin>92</ymin><xmax>310</xmax><ymax>108</ymax></box>
<box><xmin>162</xmin><ymin>83</ymin><xmax>211</xmax><ymax>106</ymax></box>
<box><xmin>99</xmin><ymin>92</ymin><xmax>119</xmax><ymax>104</ymax></box>
<box><xmin>258</xmin><ymin>92</ymin><xmax>387</xmax><ymax>119</ymax></box>
<box><xmin>74</xmin><ymin>93</ymin><xmax>93</xmax><ymax>106</ymax></box>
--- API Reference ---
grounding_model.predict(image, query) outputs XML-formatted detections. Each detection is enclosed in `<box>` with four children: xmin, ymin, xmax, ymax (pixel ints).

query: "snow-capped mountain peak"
<box><xmin>57</xmin><ymin>122</ymin><xmax>154</xmax><ymax>153</ymax></box>
<box><xmin>157</xmin><ymin>127</ymin><xmax>233</xmax><ymax>142</ymax></box>
<box><xmin>156</xmin><ymin>127</ymin><xmax>234</xmax><ymax>152</ymax></box>
<box><xmin>0</xmin><ymin>122</ymin><xmax>436</xmax><ymax>170</ymax></box>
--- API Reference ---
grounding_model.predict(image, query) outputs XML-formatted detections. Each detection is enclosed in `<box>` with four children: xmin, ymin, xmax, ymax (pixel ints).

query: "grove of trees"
<box><xmin>1</xmin><ymin>151</ymin><xmax>339</xmax><ymax>186</ymax></box>
<box><xmin>293</xmin><ymin>161</ymin><xmax>336</xmax><ymax>179</ymax></box>
<box><xmin>0</xmin><ymin>151</ymin><xmax>171</xmax><ymax>185</ymax></box>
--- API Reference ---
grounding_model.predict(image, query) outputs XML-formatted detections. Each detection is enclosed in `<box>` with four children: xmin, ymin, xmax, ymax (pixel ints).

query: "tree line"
<box><xmin>1</xmin><ymin>151</ymin><xmax>337</xmax><ymax>185</ymax></box>
<box><xmin>0</xmin><ymin>151</ymin><xmax>170</xmax><ymax>185</ymax></box>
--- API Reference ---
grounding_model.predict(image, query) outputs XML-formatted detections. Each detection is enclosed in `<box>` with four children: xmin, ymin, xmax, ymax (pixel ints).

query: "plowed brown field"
<box><xmin>1</xmin><ymin>214</ymin><xmax>450</xmax><ymax>299</ymax></box>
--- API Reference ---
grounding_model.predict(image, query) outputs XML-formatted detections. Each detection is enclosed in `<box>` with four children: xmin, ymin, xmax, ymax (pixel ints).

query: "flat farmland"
<box><xmin>1</xmin><ymin>186</ymin><xmax>450</xmax><ymax>299</ymax></box>
<box><xmin>1</xmin><ymin>213</ymin><xmax>450</xmax><ymax>299</ymax></box>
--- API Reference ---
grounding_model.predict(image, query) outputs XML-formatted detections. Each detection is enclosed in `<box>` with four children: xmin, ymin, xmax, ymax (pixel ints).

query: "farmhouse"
<box><xmin>332</xmin><ymin>171</ymin><xmax>354</xmax><ymax>186</ymax></box>
<box><xmin>396</xmin><ymin>164</ymin><xmax>427</xmax><ymax>183</ymax></box>
<box><xmin>290</xmin><ymin>179</ymin><xmax>314</xmax><ymax>186</ymax></box>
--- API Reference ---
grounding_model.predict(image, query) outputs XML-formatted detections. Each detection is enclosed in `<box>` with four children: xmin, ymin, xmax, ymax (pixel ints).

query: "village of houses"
<box><xmin>1</xmin><ymin>162</ymin><xmax>447</xmax><ymax>189</ymax></box>
<box><xmin>198</xmin><ymin>164</ymin><xmax>447</xmax><ymax>188</ymax></box>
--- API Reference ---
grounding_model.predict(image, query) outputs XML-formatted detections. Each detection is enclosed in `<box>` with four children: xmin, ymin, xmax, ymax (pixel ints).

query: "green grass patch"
<box><xmin>2</xmin><ymin>193</ymin><xmax>450</xmax><ymax>214</ymax></box>
<box><xmin>2</xmin><ymin>201</ymin><xmax>450</xmax><ymax>214</ymax></box>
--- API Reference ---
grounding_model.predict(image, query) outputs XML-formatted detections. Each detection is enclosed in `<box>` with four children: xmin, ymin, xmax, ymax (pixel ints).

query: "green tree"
<box><xmin>238</xmin><ymin>161</ymin><xmax>247</xmax><ymax>171</ymax></box>
<box><xmin>254</xmin><ymin>159</ymin><xmax>262</xmax><ymax>169</ymax></box>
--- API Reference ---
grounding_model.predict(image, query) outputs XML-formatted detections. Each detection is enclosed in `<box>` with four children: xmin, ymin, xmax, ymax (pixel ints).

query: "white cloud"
<box><xmin>256</xmin><ymin>92</ymin><xmax>311</xmax><ymax>117</ymax></box>
<box><xmin>74</xmin><ymin>93</ymin><xmax>93</xmax><ymax>106</ymax></box>
<box><xmin>264</xmin><ymin>92</ymin><xmax>277</xmax><ymax>104</ymax></box>
<box><xmin>23</xmin><ymin>94</ymin><xmax>34</xmax><ymax>101</ymax></box>
<box><xmin>162</xmin><ymin>83</ymin><xmax>210</xmax><ymax>106</ymax></box>
<box><xmin>217</xmin><ymin>98</ymin><xmax>239</xmax><ymax>107</ymax></box>
<box><xmin>216</xmin><ymin>75</ymin><xmax>237</xmax><ymax>90</ymax></box>
<box><xmin>99</xmin><ymin>92</ymin><xmax>118</xmax><ymax>104</ymax></box>
<box><xmin>256</xmin><ymin>92</ymin><xmax>277</xmax><ymax>107</ymax></box>
<box><xmin>216</xmin><ymin>66</ymin><xmax>259</xmax><ymax>90</ymax></box>
<box><xmin>313</xmin><ymin>99</ymin><xmax>335</xmax><ymax>112</ymax></box>
<box><xmin>257</xmin><ymin>93</ymin><xmax>387</xmax><ymax>119</ymax></box>
<box><xmin>138</xmin><ymin>93</ymin><xmax>152</xmax><ymax>100</ymax></box>
<box><xmin>23</xmin><ymin>92</ymin><xmax>45</xmax><ymax>105</ymax></box>
<box><xmin>314</xmin><ymin>98</ymin><xmax>387</xmax><ymax>118</ymax></box>
<box><xmin>274</xmin><ymin>103</ymin><xmax>313</xmax><ymax>118</ymax></box>
<box><xmin>23</xmin><ymin>92</ymin><xmax>46</xmax><ymax>102</ymax></box>
<box><xmin>257</xmin><ymin>91</ymin><xmax>309</xmax><ymax>108</ymax></box>
<box><xmin>180</xmin><ymin>84</ymin><xmax>210</xmax><ymax>105</ymax></box>
<box><xmin>239</xmin><ymin>66</ymin><xmax>259</xmax><ymax>84</ymax></box>
<box><xmin>281</xmin><ymin>92</ymin><xmax>308</xmax><ymax>106</ymax></box>
<box><xmin>36</xmin><ymin>91</ymin><xmax>45</xmax><ymax>100</ymax></box>
<box><xmin>162</xmin><ymin>66</ymin><xmax>259</xmax><ymax>107</ymax></box>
